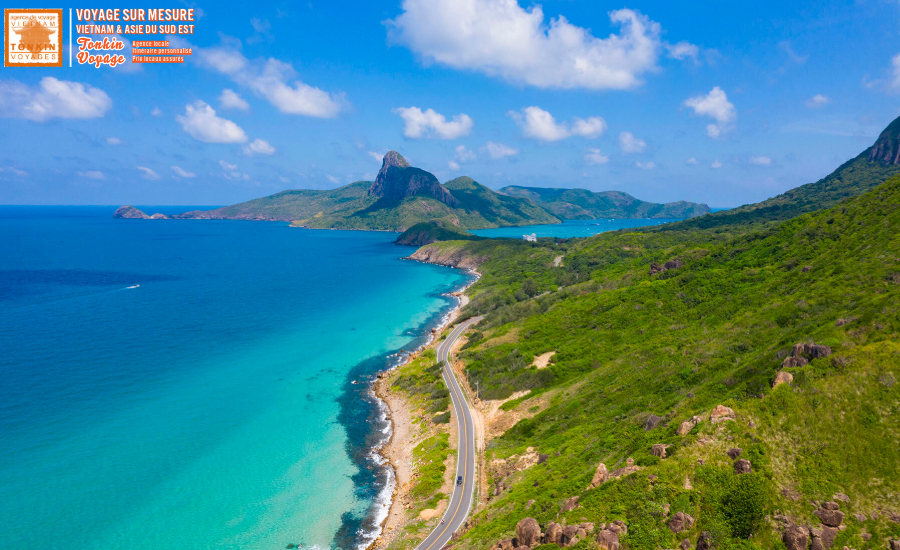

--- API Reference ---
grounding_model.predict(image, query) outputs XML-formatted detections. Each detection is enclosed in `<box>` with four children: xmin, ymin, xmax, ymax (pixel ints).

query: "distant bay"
<box><xmin>0</xmin><ymin>207</ymin><xmax>467</xmax><ymax>550</ymax></box>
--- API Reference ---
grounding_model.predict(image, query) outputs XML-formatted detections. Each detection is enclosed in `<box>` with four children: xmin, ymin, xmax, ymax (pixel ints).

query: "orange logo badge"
<box><xmin>5</xmin><ymin>9</ymin><xmax>63</xmax><ymax>67</ymax></box>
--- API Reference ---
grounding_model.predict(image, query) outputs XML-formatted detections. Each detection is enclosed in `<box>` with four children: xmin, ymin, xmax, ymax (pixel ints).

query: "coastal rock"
<box><xmin>668</xmin><ymin>512</ymin><xmax>695</xmax><ymax>534</ymax></box>
<box><xmin>651</xmin><ymin>444</ymin><xmax>669</xmax><ymax>458</ymax></box>
<box><xmin>773</xmin><ymin>371</ymin><xmax>794</xmax><ymax>388</ymax></box>
<box><xmin>645</xmin><ymin>414</ymin><xmax>665</xmax><ymax>431</ymax></box>
<box><xmin>710</xmin><ymin>405</ymin><xmax>735</xmax><ymax>424</ymax></box>
<box><xmin>368</xmin><ymin>151</ymin><xmax>459</xmax><ymax>207</ymax></box>
<box><xmin>407</xmin><ymin>245</ymin><xmax>485</xmax><ymax>271</ymax></box>
<box><xmin>734</xmin><ymin>459</ymin><xmax>752</xmax><ymax>474</ymax></box>
<box><xmin>515</xmin><ymin>517</ymin><xmax>542</xmax><ymax>548</ymax></box>
<box><xmin>726</xmin><ymin>447</ymin><xmax>743</xmax><ymax>460</ymax></box>
<box><xmin>589</xmin><ymin>463</ymin><xmax>609</xmax><ymax>488</ymax></box>
<box><xmin>113</xmin><ymin>205</ymin><xmax>150</xmax><ymax>219</ymax></box>
<box><xmin>149</xmin><ymin>213</ymin><xmax>170</xmax><ymax>219</ymax></box>
<box><xmin>782</xmin><ymin>525</ymin><xmax>809</xmax><ymax>550</ymax></box>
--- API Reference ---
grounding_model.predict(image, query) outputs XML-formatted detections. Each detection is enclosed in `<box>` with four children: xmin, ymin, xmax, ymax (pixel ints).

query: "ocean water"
<box><xmin>0</xmin><ymin>207</ymin><xmax>468</xmax><ymax>550</ymax></box>
<box><xmin>469</xmin><ymin>218</ymin><xmax>686</xmax><ymax>239</ymax></box>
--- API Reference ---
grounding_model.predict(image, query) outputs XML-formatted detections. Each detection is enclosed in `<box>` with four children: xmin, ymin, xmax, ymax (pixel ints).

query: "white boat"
<box><xmin>127</xmin><ymin>284</ymin><xmax>139</xmax><ymax>289</ymax></box>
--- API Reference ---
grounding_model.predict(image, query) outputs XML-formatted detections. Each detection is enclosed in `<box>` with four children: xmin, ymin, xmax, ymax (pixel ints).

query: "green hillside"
<box><xmin>500</xmin><ymin>186</ymin><xmax>711</xmax><ymax>219</ymax></box>
<box><xmin>174</xmin><ymin>154</ymin><xmax>560</xmax><ymax>232</ymax></box>
<box><xmin>660</xmin><ymin>116</ymin><xmax>900</xmax><ymax>231</ymax></box>
<box><xmin>395</xmin><ymin>220</ymin><xmax>484</xmax><ymax>246</ymax></box>
<box><xmin>409</xmin><ymin>175</ymin><xmax>900</xmax><ymax>550</ymax></box>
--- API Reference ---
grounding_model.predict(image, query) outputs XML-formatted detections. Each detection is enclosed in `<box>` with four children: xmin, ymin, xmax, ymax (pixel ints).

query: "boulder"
<box><xmin>561</xmin><ymin>524</ymin><xmax>581</xmax><ymax>546</ymax></box>
<box><xmin>821</xmin><ymin>501</ymin><xmax>840</xmax><ymax>511</ymax></box>
<box><xmin>773</xmin><ymin>371</ymin><xmax>794</xmax><ymax>388</ymax></box>
<box><xmin>889</xmin><ymin>540</ymin><xmax>900</xmax><ymax>550</ymax></box>
<box><xmin>607</xmin><ymin>520</ymin><xmax>628</xmax><ymax>535</ymax></box>
<box><xmin>782</xmin><ymin>525</ymin><xmax>809</xmax><ymax>550</ymax></box>
<box><xmin>645</xmin><ymin>414</ymin><xmax>666</xmax><ymax>431</ymax></box>
<box><xmin>560</xmin><ymin>496</ymin><xmax>579</xmax><ymax>513</ymax></box>
<box><xmin>589</xmin><ymin>463</ymin><xmax>609</xmax><ymax>488</ymax></box>
<box><xmin>537</xmin><ymin>454</ymin><xmax>549</xmax><ymax>464</ymax></box>
<box><xmin>680</xmin><ymin>539</ymin><xmax>691</xmax><ymax>550</ymax></box>
<box><xmin>781</xmin><ymin>357</ymin><xmax>809</xmax><ymax>369</ymax></box>
<box><xmin>696</xmin><ymin>531</ymin><xmax>714</xmax><ymax>550</ymax></box>
<box><xmin>726</xmin><ymin>447</ymin><xmax>743</xmax><ymax>460</ymax></box>
<box><xmin>802</xmin><ymin>266</ymin><xmax>812</xmax><ymax>272</ymax></box>
<box><xmin>543</xmin><ymin>522</ymin><xmax>562</xmax><ymax>545</ymax></box>
<box><xmin>668</xmin><ymin>512</ymin><xmax>695</xmax><ymax>533</ymax></box>
<box><xmin>832</xmin><ymin>493</ymin><xmax>850</xmax><ymax>504</ymax></box>
<box><xmin>609</xmin><ymin>465</ymin><xmax>640</xmax><ymax>479</ymax></box>
<box><xmin>710</xmin><ymin>405</ymin><xmax>735</xmax><ymax>424</ymax></box>
<box><xmin>515</xmin><ymin>517</ymin><xmax>542</xmax><ymax>548</ymax></box>
<box><xmin>734</xmin><ymin>459</ymin><xmax>752</xmax><ymax>474</ymax></box>
<box><xmin>683</xmin><ymin>475</ymin><xmax>693</xmax><ymax>490</ymax></box>
<box><xmin>525</xmin><ymin>500</ymin><xmax>535</xmax><ymax>510</ymax></box>
<box><xmin>649</xmin><ymin>259</ymin><xmax>684</xmax><ymax>276</ymax></box>
<box><xmin>596</xmin><ymin>529</ymin><xmax>619</xmax><ymax>550</ymax></box>
<box><xmin>792</xmin><ymin>342</ymin><xmax>833</xmax><ymax>360</ymax></box>
<box><xmin>579</xmin><ymin>522</ymin><xmax>595</xmax><ymax>533</ymax></box>
<box><xmin>651</xmin><ymin>444</ymin><xmax>670</xmax><ymax>458</ymax></box>
<box><xmin>498</xmin><ymin>540</ymin><xmax>514</xmax><ymax>550</ymax></box>
<box><xmin>815</xmin><ymin>506</ymin><xmax>844</xmax><ymax>527</ymax></box>
<box><xmin>677</xmin><ymin>419</ymin><xmax>698</xmax><ymax>436</ymax></box>
<box><xmin>626</xmin><ymin>457</ymin><xmax>635</xmax><ymax>466</ymax></box>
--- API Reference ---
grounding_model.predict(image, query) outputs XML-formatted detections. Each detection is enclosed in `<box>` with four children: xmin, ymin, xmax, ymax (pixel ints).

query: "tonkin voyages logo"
<box><xmin>4</xmin><ymin>8</ymin><xmax>63</xmax><ymax>67</ymax></box>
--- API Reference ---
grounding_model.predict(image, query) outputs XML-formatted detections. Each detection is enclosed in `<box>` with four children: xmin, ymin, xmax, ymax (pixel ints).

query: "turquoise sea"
<box><xmin>0</xmin><ymin>207</ymin><xmax>468</xmax><ymax>550</ymax></box>
<box><xmin>469</xmin><ymin>218</ymin><xmax>684</xmax><ymax>238</ymax></box>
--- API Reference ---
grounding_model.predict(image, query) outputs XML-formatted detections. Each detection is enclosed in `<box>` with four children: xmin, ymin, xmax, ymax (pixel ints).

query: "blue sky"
<box><xmin>2</xmin><ymin>0</ymin><xmax>900</xmax><ymax>207</ymax></box>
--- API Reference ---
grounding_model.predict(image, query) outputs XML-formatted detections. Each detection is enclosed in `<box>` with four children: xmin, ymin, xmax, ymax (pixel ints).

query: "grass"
<box><xmin>412</xmin><ymin>175</ymin><xmax>900</xmax><ymax>550</ymax></box>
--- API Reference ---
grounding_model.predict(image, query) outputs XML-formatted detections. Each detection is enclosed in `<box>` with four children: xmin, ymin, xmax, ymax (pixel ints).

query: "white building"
<box><xmin>523</xmin><ymin>233</ymin><xmax>537</xmax><ymax>242</ymax></box>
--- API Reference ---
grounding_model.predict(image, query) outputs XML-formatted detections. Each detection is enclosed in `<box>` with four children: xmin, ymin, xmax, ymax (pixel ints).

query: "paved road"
<box><xmin>415</xmin><ymin>315</ymin><xmax>483</xmax><ymax>550</ymax></box>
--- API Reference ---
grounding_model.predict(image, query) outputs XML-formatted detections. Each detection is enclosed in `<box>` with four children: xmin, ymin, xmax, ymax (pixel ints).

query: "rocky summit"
<box><xmin>368</xmin><ymin>151</ymin><xmax>459</xmax><ymax>207</ymax></box>
<box><xmin>868</xmin><ymin>116</ymin><xmax>900</xmax><ymax>165</ymax></box>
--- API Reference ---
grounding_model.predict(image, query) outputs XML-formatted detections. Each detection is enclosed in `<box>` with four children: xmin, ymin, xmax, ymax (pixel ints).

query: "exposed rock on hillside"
<box><xmin>649</xmin><ymin>258</ymin><xmax>684</xmax><ymax>275</ymax></box>
<box><xmin>369</xmin><ymin>151</ymin><xmax>459</xmax><ymax>207</ymax></box>
<box><xmin>868</xmin><ymin>116</ymin><xmax>900</xmax><ymax>165</ymax></box>
<box><xmin>407</xmin><ymin>243</ymin><xmax>484</xmax><ymax>270</ymax></box>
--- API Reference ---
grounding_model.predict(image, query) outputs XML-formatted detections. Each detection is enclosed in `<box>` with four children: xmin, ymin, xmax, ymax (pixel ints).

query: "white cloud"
<box><xmin>177</xmin><ymin>100</ymin><xmax>248</xmax><ymax>143</ymax></box>
<box><xmin>711</xmin><ymin>160</ymin><xmax>722</xmax><ymax>168</ymax></box>
<box><xmin>666</xmin><ymin>41</ymin><xmax>699</xmax><ymax>62</ymax></box>
<box><xmin>686</xmin><ymin>157</ymin><xmax>699</xmax><ymax>165</ymax></box>
<box><xmin>749</xmin><ymin>156</ymin><xmax>772</xmax><ymax>166</ymax></box>
<box><xmin>0</xmin><ymin>77</ymin><xmax>112</xmax><ymax>121</ymax></box>
<box><xmin>137</xmin><ymin>166</ymin><xmax>161</xmax><ymax>180</ymax></box>
<box><xmin>279</xmin><ymin>176</ymin><xmax>290</xmax><ymax>183</ymax></box>
<box><xmin>779</xmin><ymin>41</ymin><xmax>808</xmax><ymax>65</ymax></box>
<box><xmin>636</xmin><ymin>161</ymin><xmax>655</xmax><ymax>169</ymax></box>
<box><xmin>448</xmin><ymin>160</ymin><xmax>460</xmax><ymax>170</ymax></box>
<box><xmin>485</xmin><ymin>141</ymin><xmax>518</xmax><ymax>159</ymax></box>
<box><xmin>393</xmin><ymin>107</ymin><xmax>473</xmax><ymax>139</ymax></box>
<box><xmin>368</xmin><ymin>150</ymin><xmax>386</xmax><ymax>162</ymax></box>
<box><xmin>78</xmin><ymin>170</ymin><xmax>106</xmax><ymax>180</ymax></box>
<box><xmin>151</xmin><ymin>106</ymin><xmax>162</xmax><ymax>117</ymax></box>
<box><xmin>187</xmin><ymin>38</ymin><xmax>345</xmax><ymax>117</ymax></box>
<box><xmin>219</xmin><ymin>160</ymin><xmax>238</xmax><ymax>171</ymax></box>
<box><xmin>326</xmin><ymin>174</ymin><xmax>341</xmax><ymax>184</ymax></box>
<box><xmin>684</xmin><ymin>86</ymin><xmax>736</xmax><ymax>138</ymax></box>
<box><xmin>242</xmin><ymin>138</ymin><xmax>276</xmax><ymax>156</ymax></box>
<box><xmin>455</xmin><ymin>144</ymin><xmax>475</xmax><ymax>162</ymax></box>
<box><xmin>171</xmin><ymin>166</ymin><xmax>196</xmax><ymax>178</ymax></box>
<box><xmin>584</xmin><ymin>148</ymin><xmax>609</xmax><ymax>165</ymax></box>
<box><xmin>509</xmin><ymin>106</ymin><xmax>606</xmax><ymax>141</ymax></box>
<box><xmin>387</xmin><ymin>3</ymin><xmax>663</xmax><ymax>90</ymax></box>
<box><xmin>7</xmin><ymin>167</ymin><xmax>27</xmax><ymax>176</ymax></box>
<box><xmin>805</xmin><ymin>94</ymin><xmax>830</xmax><ymax>108</ymax></box>
<box><xmin>619</xmin><ymin>131</ymin><xmax>646</xmax><ymax>153</ymax></box>
<box><xmin>219</xmin><ymin>88</ymin><xmax>250</xmax><ymax>110</ymax></box>
<box><xmin>106</xmin><ymin>137</ymin><xmax>121</xmax><ymax>145</ymax></box>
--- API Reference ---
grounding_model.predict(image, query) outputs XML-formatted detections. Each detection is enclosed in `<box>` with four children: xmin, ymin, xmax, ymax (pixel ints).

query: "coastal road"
<box><xmin>416</xmin><ymin>315</ymin><xmax>483</xmax><ymax>550</ymax></box>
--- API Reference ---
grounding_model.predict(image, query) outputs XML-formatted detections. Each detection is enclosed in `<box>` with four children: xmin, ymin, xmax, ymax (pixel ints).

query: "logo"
<box><xmin>4</xmin><ymin>9</ymin><xmax>63</xmax><ymax>67</ymax></box>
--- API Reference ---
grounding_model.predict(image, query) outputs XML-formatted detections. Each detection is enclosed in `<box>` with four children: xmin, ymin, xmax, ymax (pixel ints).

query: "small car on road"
<box><xmin>457</xmin><ymin>476</ymin><xmax>463</xmax><ymax>486</ymax></box>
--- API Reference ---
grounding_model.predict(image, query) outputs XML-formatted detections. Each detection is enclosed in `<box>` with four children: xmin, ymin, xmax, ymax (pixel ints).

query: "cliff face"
<box><xmin>407</xmin><ymin>242</ymin><xmax>484</xmax><ymax>270</ymax></box>
<box><xmin>868</xmin><ymin>116</ymin><xmax>900</xmax><ymax>165</ymax></box>
<box><xmin>368</xmin><ymin>151</ymin><xmax>460</xmax><ymax>207</ymax></box>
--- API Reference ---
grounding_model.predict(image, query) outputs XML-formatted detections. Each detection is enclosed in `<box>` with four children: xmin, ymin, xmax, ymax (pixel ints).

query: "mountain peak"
<box><xmin>868</xmin><ymin>115</ymin><xmax>900</xmax><ymax>165</ymax></box>
<box><xmin>381</xmin><ymin>150</ymin><xmax>411</xmax><ymax>169</ymax></box>
<box><xmin>368</xmin><ymin>151</ymin><xmax>459</xmax><ymax>207</ymax></box>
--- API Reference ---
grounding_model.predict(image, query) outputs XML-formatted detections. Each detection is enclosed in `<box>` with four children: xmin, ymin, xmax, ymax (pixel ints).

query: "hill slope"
<box><xmin>170</xmin><ymin>152</ymin><xmax>559</xmax><ymax>232</ymax></box>
<box><xmin>501</xmin><ymin>186</ymin><xmax>711</xmax><ymax>219</ymax></box>
<box><xmin>660</xmin><ymin>115</ymin><xmax>900</xmax><ymax>231</ymax></box>
<box><xmin>403</xmin><ymin>175</ymin><xmax>900</xmax><ymax>550</ymax></box>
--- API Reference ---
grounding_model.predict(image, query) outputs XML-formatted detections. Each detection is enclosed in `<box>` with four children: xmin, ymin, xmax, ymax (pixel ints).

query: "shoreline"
<box><xmin>364</xmin><ymin>267</ymin><xmax>480</xmax><ymax>550</ymax></box>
